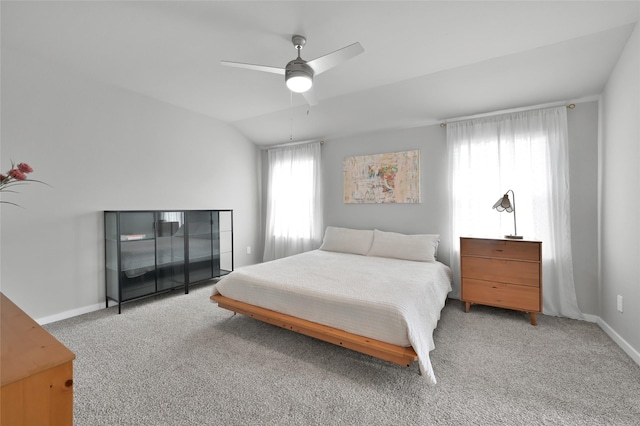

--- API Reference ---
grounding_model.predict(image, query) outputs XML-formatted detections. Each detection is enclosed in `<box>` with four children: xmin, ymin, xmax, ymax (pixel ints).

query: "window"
<box><xmin>263</xmin><ymin>142</ymin><xmax>323</xmax><ymax>261</ymax></box>
<box><xmin>270</xmin><ymin>157</ymin><xmax>316</xmax><ymax>239</ymax></box>
<box><xmin>447</xmin><ymin>107</ymin><xmax>582</xmax><ymax>319</ymax></box>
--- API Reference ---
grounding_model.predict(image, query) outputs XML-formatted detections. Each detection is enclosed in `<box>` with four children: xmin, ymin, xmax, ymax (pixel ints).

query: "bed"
<box><xmin>210</xmin><ymin>227</ymin><xmax>452</xmax><ymax>385</ymax></box>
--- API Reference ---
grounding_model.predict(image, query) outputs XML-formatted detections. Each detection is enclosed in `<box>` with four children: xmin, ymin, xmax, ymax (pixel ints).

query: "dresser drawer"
<box><xmin>462</xmin><ymin>278</ymin><xmax>540</xmax><ymax>312</ymax></box>
<box><xmin>461</xmin><ymin>256</ymin><xmax>540</xmax><ymax>287</ymax></box>
<box><xmin>461</xmin><ymin>238</ymin><xmax>540</xmax><ymax>261</ymax></box>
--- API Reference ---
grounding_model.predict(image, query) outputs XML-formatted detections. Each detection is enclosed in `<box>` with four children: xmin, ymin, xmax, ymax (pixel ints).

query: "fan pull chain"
<box><xmin>290</xmin><ymin>90</ymin><xmax>293</xmax><ymax>141</ymax></box>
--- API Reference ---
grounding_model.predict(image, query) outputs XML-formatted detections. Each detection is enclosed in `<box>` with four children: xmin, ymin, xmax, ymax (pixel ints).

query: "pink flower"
<box><xmin>1</xmin><ymin>160</ymin><xmax>44</xmax><ymax>206</ymax></box>
<box><xmin>17</xmin><ymin>163</ymin><xmax>33</xmax><ymax>173</ymax></box>
<box><xmin>9</xmin><ymin>169</ymin><xmax>27</xmax><ymax>180</ymax></box>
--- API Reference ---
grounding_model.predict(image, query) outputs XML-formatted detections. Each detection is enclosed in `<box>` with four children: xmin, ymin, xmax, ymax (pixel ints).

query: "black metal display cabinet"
<box><xmin>104</xmin><ymin>210</ymin><xmax>233</xmax><ymax>313</ymax></box>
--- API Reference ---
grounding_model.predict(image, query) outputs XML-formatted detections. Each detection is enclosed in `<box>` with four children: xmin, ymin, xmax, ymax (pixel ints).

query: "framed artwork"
<box><xmin>343</xmin><ymin>149</ymin><xmax>420</xmax><ymax>203</ymax></box>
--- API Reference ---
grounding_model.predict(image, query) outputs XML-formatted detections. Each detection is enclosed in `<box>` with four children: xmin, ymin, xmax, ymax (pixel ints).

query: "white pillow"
<box><xmin>319</xmin><ymin>226</ymin><xmax>374</xmax><ymax>256</ymax></box>
<box><xmin>367</xmin><ymin>229</ymin><xmax>439</xmax><ymax>262</ymax></box>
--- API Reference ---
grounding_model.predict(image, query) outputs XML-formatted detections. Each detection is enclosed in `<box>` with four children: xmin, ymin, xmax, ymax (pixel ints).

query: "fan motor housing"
<box><xmin>285</xmin><ymin>59</ymin><xmax>314</xmax><ymax>92</ymax></box>
<box><xmin>285</xmin><ymin>59</ymin><xmax>314</xmax><ymax>79</ymax></box>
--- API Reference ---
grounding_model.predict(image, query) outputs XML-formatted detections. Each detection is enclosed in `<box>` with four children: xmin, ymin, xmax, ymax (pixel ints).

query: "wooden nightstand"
<box><xmin>460</xmin><ymin>237</ymin><xmax>542</xmax><ymax>325</ymax></box>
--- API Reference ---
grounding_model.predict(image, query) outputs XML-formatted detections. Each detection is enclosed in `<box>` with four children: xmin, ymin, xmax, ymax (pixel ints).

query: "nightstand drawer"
<box><xmin>461</xmin><ymin>256</ymin><xmax>540</xmax><ymax>287</ymax></box>
<box><xmin>462</xmin><ymin>278</ymin><xmax>540</xmax><ymax>312</ymax></box>
<box><xmin>461</xmin><ymin>238</ymin><xmax>540</xmax><ymax>261</ymax></box>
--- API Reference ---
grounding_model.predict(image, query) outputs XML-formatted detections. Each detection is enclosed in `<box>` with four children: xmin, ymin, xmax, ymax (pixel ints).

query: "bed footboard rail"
<box><xmin>211</xmin><ymin>294</ymin><xmax>418</xmax><ymax>368</ymax></box>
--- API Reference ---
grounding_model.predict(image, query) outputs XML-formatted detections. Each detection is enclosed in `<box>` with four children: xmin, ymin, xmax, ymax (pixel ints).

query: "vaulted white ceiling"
<box><xmin>2</xmin><ymin>1</ymin><xmax>638</xmax><ymax>145</ymax></box>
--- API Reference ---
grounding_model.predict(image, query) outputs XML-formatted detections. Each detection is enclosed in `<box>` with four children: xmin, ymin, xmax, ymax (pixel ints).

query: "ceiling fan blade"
<box><xmin>221</xmin><ymin>60</ymin><xmax>285</xmax><ymax>75</ymax></box>
<box><xmin>302</xmin><ymin>88</ymin><xmax>319</xmax><ymax>106</ymax></box>
<box><xmin>306</xmin><ymin>42</ymin><xmax>364</xmax><ymax>76</ymax></box>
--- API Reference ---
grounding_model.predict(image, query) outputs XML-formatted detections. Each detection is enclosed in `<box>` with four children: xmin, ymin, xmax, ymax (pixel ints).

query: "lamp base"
<box><xmin>505</xmin><ymin>235</ymin><xmax>524</xmax><ymax>239</ymax></box>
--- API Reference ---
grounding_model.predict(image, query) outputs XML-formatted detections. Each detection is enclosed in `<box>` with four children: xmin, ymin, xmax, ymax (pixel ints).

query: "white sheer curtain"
<box><xmin>447</xmin><ymin>106</ymin><xmax>582</xmax><ymax>319</ymax></box>
<box><xmin>159</xmin><ymin>212</ymin><xmax>183</xmax><ymax>226</ymax></box>
<box><xmin>263</xmin><ymin>142</ymin><xmax>323</xmax><ymax>261</ymax></box>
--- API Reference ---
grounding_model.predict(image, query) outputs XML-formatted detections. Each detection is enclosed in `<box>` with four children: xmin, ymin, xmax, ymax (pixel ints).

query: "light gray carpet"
<box><xmin>44</xmin><ymin>284</ymin><xmax>640</xmax><ymax>425</ymax></box>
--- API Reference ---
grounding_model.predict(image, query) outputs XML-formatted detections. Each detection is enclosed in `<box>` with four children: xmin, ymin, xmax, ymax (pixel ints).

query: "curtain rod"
<box><xmin>263</xmin><ymin>139</ymin><xmax>324</xmax><ymax>150</ymax></box>
<box><xmin>439</xmin><ymin>103</ymin><xmax>576</xmax><ymax>128</ymax></box>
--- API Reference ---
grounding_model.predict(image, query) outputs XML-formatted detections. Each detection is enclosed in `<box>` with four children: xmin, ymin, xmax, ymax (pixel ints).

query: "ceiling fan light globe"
<box><xmin>285</xmin><ymin>60</ymin><xmax>314</xmax><ymax>93</ymax></box>
<box><xmin>286</xmin><ymin>73</ymin><xmax>313</xmax><ymax>93</ymax></box>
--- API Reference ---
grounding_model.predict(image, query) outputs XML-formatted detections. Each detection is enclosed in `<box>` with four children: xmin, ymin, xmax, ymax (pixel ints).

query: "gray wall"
<box><xmin>567</xmin><ymin>101</ymin><xmax>599</xmax><ymax>315</ymax></box>
<box><xmin>322</xmin><ymin>125</ymin><xmax>450</xmax><ymax>267</ymax></box>
<box><xmin>601</xmin><ymin>24</ymin><xmax>640</xmax><ymax>358</ymax></box>
<box><xmin>322</xmin><ymin>102</ymin><xmax>600</xmax><ymax>314</ymax></box>
<box><xmin>0</xmin><ymin>48</ymin><xmax>262</xmax><ymax>322</ymax></box>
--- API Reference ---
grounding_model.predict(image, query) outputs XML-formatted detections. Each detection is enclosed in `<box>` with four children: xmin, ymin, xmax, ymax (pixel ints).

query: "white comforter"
<box><xmin>211</xmin><ymin>249</ymin><xmax>452</xmax><ymax>384</ymax></box>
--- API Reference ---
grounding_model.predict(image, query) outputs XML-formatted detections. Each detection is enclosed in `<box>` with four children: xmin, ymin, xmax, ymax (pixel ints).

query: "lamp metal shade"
<box><xmin>492</xmin><ymin>194</ymin><xmax>513</xmax><ymax>212</ymax></box>
<box><xmin>492</xmin><ymin>190</ymin><xmax>522</xmax><ymax>239</ymax></box>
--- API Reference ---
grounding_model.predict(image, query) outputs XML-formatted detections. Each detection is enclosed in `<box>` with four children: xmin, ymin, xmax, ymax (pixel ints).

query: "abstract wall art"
<box><xmin>343</xmin><ymin>150</ymin><xmax>420</xmax><ymax>203</ymax></box>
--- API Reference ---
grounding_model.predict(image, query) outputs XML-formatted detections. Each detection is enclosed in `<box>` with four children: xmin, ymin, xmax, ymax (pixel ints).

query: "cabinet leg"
<box><xmin>530</xmin><ymin>312</ymin><xmax>537</xmax><ymax>326</ymax></box>
<box><xmin>464</xmin><ymin>301</ymin><xmax>471</xmax><ymax>313</ymax></box>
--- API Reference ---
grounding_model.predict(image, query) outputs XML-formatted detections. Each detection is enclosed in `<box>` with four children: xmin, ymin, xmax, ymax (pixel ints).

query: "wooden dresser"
<box><xmin>460</xmin><ymin>237</ymin><xmax>542</xmax><ymax>325</ymax></box>
<box><xmin>1</xmin><ymin>293</ymin><xmax>75</xmax><ymax>425</ymax></box>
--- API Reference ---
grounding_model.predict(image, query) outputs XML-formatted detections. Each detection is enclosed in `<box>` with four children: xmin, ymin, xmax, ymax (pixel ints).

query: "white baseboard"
<box><xmin>36</xmin><ymin>303</ymin><xmax>104</xmax><ymax>325</ymax></box>
<box><xmin>581</xmin><ymin>313</ymin><xmax>600</xmax><ymax>323</ymax></box>
<box><xmin>592</xmin><ymin>315</ymin><xmax>640</xmax><ymax>367</ymax></box>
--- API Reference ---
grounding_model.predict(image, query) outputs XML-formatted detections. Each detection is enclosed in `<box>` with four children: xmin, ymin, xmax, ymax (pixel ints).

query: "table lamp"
<box><xmin>492</xmin><ymin>189</ymin><xmax>523</xmax><ymax>239</ymax></box>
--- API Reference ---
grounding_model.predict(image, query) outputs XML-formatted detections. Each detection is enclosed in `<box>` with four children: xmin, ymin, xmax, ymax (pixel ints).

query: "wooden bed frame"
<box><xmin>211</xmin><ymin>294</ymin><xmax>418</xmax><ymax>368</ymax></box>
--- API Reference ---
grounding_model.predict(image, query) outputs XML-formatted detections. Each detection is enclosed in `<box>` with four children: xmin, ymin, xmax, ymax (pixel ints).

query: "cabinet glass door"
<box><xmin>218</xmin><ymin>211</ymin><xmax>233</xmax><ymax>276</ymax></box>
<box><xmin>155</xmin><ymin>212</ymin><xmax>186</xmax><ymax>291</ymax></box>
<box><xmin>186</xmin><ymin>211</ymin><xmax>213</xmax><ymax>282</ymax></box>
<box><xmin>119</xmin><ymin>212</ymin><xmax>157</xmax><ymax>301</ymax></box>
<box><xmin>104</xmin><ymin>212</ymin><xmax>119</xmax><ymax>302</ymax></box>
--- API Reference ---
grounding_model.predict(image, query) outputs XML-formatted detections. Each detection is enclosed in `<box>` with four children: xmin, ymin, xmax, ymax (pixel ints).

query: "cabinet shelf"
<box><xmin>104</xmin><ymin>210</ymin><xmax>233</xmax><ymax>313</ymax></box>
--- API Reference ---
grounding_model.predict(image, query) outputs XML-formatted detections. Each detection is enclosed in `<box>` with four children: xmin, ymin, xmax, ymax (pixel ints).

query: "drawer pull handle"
<box><xmin>496</xmin><ymin>249</ymin><xmax>503</xmax><ymax>252</ymax></box>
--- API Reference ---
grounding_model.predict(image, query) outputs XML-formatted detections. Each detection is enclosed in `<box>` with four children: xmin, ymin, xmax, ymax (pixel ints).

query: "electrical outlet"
<box><xmin>246</xmin><ymin>246</ymin><xmax>252</xmax><ymax>255</ymax></box>
<box><xmin>617</xmin><ymin>295</ymin><xmax>623</xmax><ymax>313</ymax></box>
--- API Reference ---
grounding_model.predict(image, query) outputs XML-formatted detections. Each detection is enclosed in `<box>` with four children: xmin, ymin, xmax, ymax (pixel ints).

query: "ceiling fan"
<box><xmin>221</xmin><ymin>35</ymin><xmax>364</xmax><ymax>106</ymax></box>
